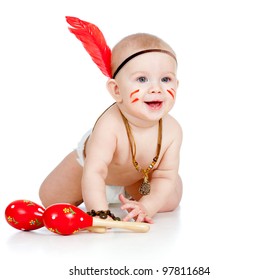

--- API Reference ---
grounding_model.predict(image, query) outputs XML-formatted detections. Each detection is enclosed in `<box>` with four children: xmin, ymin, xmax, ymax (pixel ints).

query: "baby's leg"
<box><xmin>39</xmin><ymin>151</ymin><xmax>83</xmax><ymax>208</ymax></box>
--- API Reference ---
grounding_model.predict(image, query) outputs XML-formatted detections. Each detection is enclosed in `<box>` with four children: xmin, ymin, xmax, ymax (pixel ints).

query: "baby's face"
<box><xmin>115</xmin><ymin>52</ymin><xmax>178</xmax><ymax>122</ymax></box>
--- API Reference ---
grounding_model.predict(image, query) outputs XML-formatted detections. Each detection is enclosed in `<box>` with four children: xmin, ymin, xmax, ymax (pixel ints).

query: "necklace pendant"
<box><xmin>139</xmin><ymin>177</ymin><xmax>151</xmax><ymax>195</ymax></box>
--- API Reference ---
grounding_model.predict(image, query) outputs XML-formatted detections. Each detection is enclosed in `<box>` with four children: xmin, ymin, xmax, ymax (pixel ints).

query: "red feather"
<box><xmin>66</xmin><ymin>16</ymin><xmax>112</xmax><ymax>78</ymax></box>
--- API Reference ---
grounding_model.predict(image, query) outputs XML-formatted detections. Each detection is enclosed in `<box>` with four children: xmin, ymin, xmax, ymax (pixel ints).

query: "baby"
<box><xmin>39</xmin><ymin>17</ymin><xmax>183</xmax><ymax>224</ymax></box>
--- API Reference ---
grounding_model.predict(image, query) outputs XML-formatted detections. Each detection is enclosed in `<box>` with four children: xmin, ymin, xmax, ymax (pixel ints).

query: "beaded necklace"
<box><xmin>120</xmin><ymin>111</ymin><xmax>162</xmax><ymax>195</ymax></box>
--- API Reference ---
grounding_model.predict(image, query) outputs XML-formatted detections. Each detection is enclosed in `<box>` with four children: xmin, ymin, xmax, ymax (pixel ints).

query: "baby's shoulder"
<box><xmin>92</xmin><ymin>104</ymin><xmax>122</xmax><ymax>133</ymax></box>
<box><xmin>163</xmin><ymin>114</ymin><xmax>183</xmax><ymax>137</ymax></box>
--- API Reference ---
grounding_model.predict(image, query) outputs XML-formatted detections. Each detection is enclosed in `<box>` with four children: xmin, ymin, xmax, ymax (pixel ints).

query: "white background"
<box><xmin>1</xmin><ymin>0</ymin><xmax>277</xmax><ymax>279</ymax></box>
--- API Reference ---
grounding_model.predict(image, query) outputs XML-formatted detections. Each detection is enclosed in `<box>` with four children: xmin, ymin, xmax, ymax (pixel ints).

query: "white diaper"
<box><xmin>106</xmin><ymin>186</ymin><xmax>125</xmax><ymax>204</ymax></box>
<box><xmin>76</xmin><ymin>129</ymin><xmax>91</xmax><ymax>167</ymax></box>
<box><xmin>75</xmin><ymin>130</ymin><xmax>125</xmax><ymax>204</ymax></box>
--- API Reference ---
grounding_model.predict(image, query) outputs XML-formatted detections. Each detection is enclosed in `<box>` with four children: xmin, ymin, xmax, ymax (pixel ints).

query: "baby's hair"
<box><xmin>111</xmin><ymin>33</ymin><xmax>176</xmax><ymax>77</ymax></box>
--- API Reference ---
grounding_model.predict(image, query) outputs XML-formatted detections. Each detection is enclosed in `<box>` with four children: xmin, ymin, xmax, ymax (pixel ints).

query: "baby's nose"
<box><xmin>149</xmin><ymin>82</ymin><xmax>162</xmax><ymax>94</ymax></box>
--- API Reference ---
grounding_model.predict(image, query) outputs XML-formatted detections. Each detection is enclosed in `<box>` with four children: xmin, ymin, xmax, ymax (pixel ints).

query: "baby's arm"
<box><xmin>121</xmin><ymin>122</ymin><xmax>183</xmax><ymax>222</ymax></box>
<box><xmin>82</xmin><ymin>121</ymin><xmax>116</xmax><ymax>212</ymax></box>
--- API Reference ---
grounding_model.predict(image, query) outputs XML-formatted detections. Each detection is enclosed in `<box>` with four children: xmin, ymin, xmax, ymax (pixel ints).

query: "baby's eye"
<box><xmin>161</xmin><ymin>77</ymin><xmax>171</xmax><ymax>82</ymax></box>
<box><xmin>137</xmin><ymin>76</ymin><xmax>148</xmax><ymax>83</ymax></box>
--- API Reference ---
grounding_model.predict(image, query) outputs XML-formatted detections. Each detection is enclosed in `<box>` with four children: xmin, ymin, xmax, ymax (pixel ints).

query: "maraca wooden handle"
<box><xmin>90</xmin><ymin>219</ymin><xmax>150</xmax><ymax>233</ymax></box>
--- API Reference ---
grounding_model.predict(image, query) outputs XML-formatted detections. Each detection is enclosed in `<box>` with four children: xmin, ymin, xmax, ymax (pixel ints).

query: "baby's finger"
<box><xmin>121</xmin><ymin>202</ymin><xmax>137</xmax><ymax>211</ymax></box>
<box><xmin>122</xmin><ymin>208</ymin><xmax>140</xmax><ymax>222</ymax></box>
<box><xmin>143</xmin><ymin>215</ymin><xmax>154</xmax><ymax>224</ymax></box>
<box><xmin>135</xmin><ymin>212</ymin><xmax>147</xmax><ymax>223</ymax></box>
<box><xmin>119</xmin><ymin>193</ymin><xmax>129</xmax><ymax>204</ymax></box>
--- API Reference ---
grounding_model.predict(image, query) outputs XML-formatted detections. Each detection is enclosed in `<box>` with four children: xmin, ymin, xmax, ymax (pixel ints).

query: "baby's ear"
<box><xmin>106</xmin><ymin>79</ymin><xmax>122</xmax><ymax>103</ymax></box>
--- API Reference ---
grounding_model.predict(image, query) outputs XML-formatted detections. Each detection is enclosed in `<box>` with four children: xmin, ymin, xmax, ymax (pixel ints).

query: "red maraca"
<box><xmin>5</xmin><ymin>200</ymin><xmax>45</xmax><ymax>231</ymax></box>
<box><xmin>43</xmin><ymin>203</ymin><xmax>150</xmax><ymax>235</ymax></box>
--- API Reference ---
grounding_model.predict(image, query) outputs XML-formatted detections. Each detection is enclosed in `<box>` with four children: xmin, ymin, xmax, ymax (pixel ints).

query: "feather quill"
<box><xmin>66</xmin><ymin>16</ymin><xmax>112</xmax><ymax>78</ymax></box>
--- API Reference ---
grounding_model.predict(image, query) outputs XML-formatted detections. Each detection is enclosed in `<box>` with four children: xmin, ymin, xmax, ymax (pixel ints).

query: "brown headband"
<box><xmin>112</xmin><ymin>49</ymin><xmax>177</xmax><ymax>79</ymax></box>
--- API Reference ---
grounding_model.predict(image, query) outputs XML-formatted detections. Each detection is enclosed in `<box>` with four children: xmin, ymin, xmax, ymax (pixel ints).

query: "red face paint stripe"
<box><xmin>131</xmin><ymin>98</ymin><xmax>139</xmax><ymax>103</ymax></box>
<box><xmin>129</xmin><ymin>89</ymin><xmax>140</xmax><ymax>98</ymax></box>
<box><xmin>167</xmin><ymin>89</ymin><xmax>175</xmax><ymax>99</ymax></box>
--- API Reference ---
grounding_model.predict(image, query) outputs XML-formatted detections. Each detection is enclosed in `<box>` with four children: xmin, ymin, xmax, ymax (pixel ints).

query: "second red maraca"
<box><xmin>43</xmin><ymin>203</ymin><xmax>150</xmax><ymax>235</ymax></box>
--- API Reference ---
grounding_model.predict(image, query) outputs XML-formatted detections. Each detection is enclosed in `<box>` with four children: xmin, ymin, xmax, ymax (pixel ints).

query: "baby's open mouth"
<box><xmin>144</xmin><ymin>101</ymin><xmax>163</xmax><ymax>110</ymax></box>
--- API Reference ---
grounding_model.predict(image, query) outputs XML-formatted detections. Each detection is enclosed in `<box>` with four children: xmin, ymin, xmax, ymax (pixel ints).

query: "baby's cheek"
<box><xmin>167</xmin><ymin>88</ymin><xmax>176</xmax><ymax>99</ymax></box>
<box><xmin>129</xmin><ymin>89</ymin><xmax>140</xmax><ymax>103</ymax></box>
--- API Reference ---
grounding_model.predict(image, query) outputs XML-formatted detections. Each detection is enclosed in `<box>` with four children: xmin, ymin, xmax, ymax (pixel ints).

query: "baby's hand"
<box><xmin>119</xmin><ymin>194</ymin><xmax>154</xmax><ymax>224</ymax></box>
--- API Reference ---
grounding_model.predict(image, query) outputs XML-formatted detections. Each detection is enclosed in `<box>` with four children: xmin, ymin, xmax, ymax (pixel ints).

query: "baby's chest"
<box><xmin>112</xmin><ymin>141</ymin><xmax>162</xmax><ymax>171</ymax></box>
